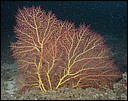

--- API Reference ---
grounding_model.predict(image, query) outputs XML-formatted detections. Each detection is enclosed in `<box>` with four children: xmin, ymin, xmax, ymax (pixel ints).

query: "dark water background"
<box><xmin>1</xmin><ymin>1</ymin><xmax>127</xmax><ymax>71</ymax></box>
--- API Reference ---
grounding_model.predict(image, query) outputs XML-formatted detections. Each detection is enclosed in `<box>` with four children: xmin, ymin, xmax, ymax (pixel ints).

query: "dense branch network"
<box><xmin>10</xmin><ymin>6</ymin><xmax>121</xmax><ymax>93</ymax></box>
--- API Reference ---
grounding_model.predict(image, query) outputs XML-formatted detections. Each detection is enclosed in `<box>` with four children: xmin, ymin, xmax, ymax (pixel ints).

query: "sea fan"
<box><xmin>10</xmin><ymin>6</ymin><xmax>121</xmax><ymax>93</ymax></box>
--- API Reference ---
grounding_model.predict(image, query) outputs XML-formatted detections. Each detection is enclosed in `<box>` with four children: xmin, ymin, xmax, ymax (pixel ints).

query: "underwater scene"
<box><xmin>1</xmin><ymin>1</ymin><xmax>127</xmax><ymax>100</ymax></box>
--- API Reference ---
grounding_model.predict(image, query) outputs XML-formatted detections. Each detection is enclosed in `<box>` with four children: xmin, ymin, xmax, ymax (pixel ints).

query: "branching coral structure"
<box><xmin>10</xmin><ymin>6</ymin><xmax>121</xmax><ymax>93</ymax></box>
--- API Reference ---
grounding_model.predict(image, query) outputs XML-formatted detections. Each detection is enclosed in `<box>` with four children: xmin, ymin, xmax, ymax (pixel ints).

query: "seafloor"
<box><xmin>1</xmin><ymin>35</ymin><xmax>127</xmax><ymax>100</ymax></box>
